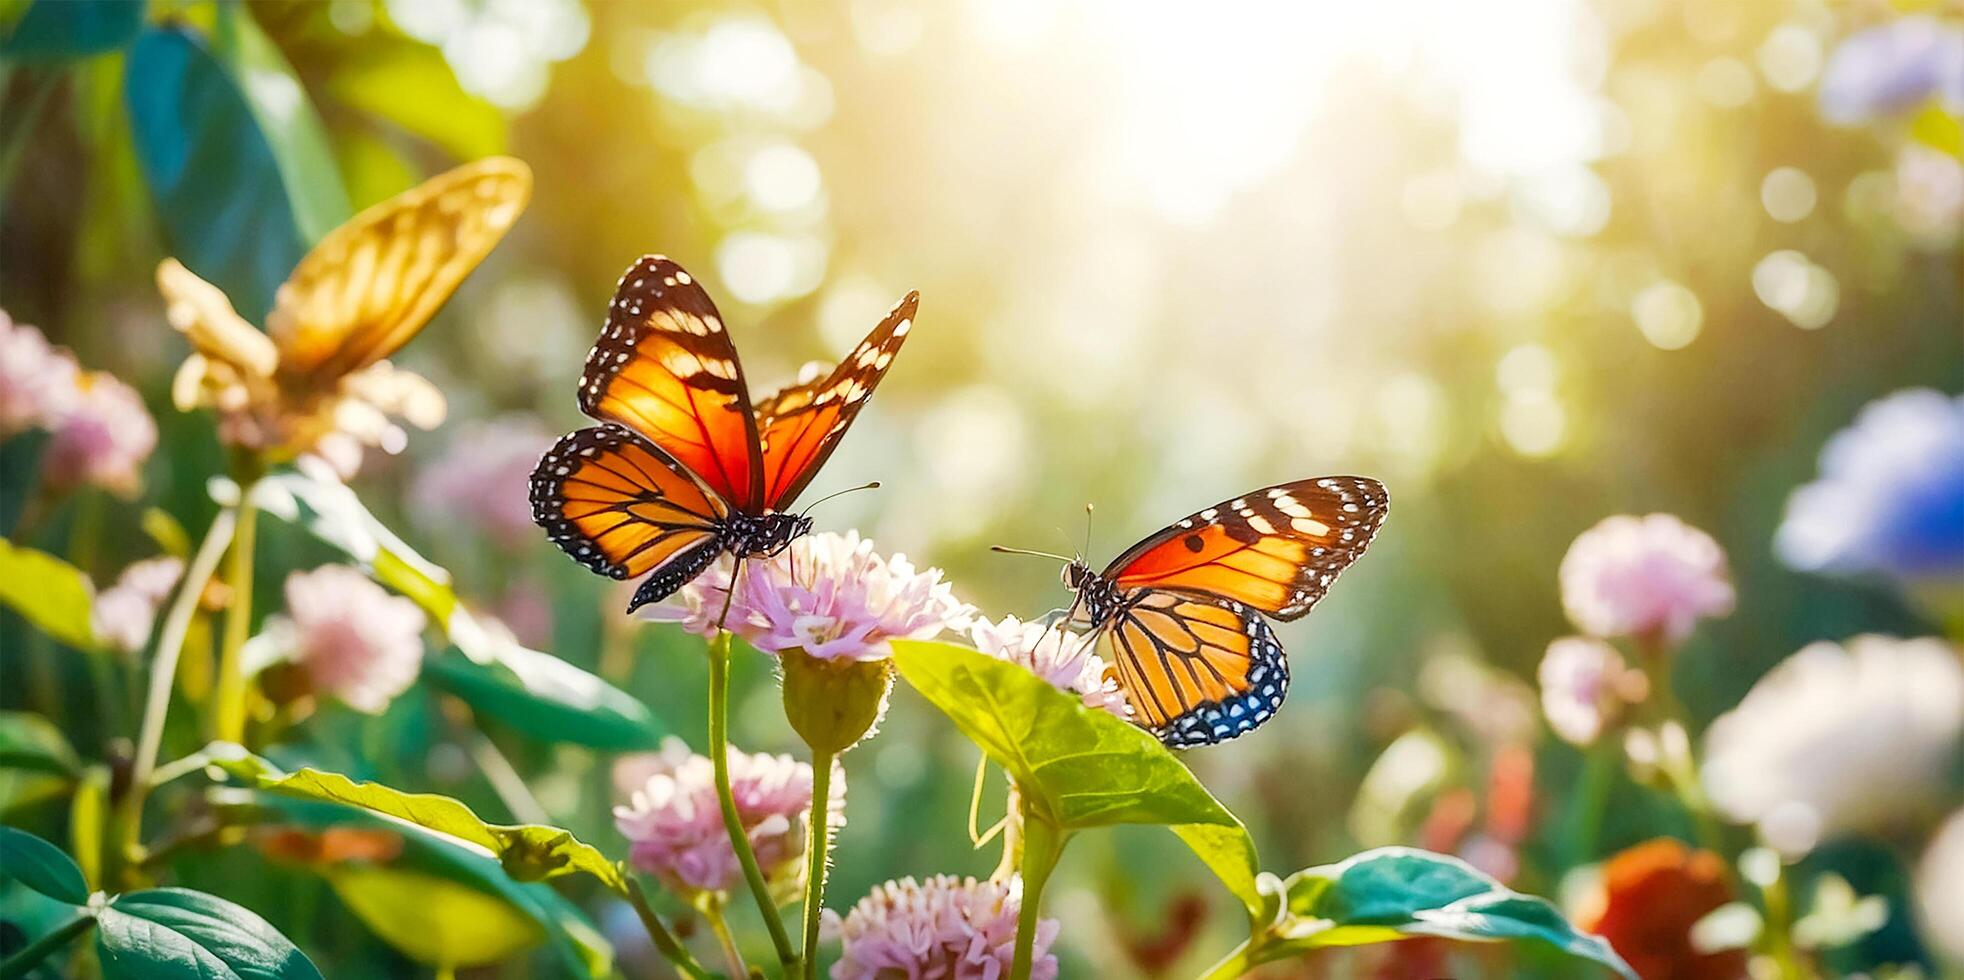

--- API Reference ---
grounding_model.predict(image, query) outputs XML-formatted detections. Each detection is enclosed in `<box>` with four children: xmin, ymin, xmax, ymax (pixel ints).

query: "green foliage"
<box><xmin>423</xmin><ymin>645</ymin><xmax>666</xmax><ymax>751</ymax></box>
<box><xmin>0</xmin><ymin>539</ymin><xmax>94</xmax><ymax>650</ymax></box>
<box><xmin>321</xmin><ymin>864</ymin><xmax>547</xmax><ymax>970</ymax></box>
<box><xmin>326</xmin><ymin>40</ymin><xmax>507</xmax><ymax>161</ymax></box>
<box><xmin>0</xmin><ymin>712</ymin><xmax>78</xmax><ymax>776</ymax></box>
<box><xmin>0</xmin><ymin>825</ymin><xmax>89</xmax><ymax>904</ymax></box>
<box><xmin>0</xmin><ymin>0</ymin><xmax>142</xmax><ymax>61</ymax></box>
<box><xmin>95</xmin><ymin>887</ymin><xmax>323</xmax><ymax>980</ymax></box>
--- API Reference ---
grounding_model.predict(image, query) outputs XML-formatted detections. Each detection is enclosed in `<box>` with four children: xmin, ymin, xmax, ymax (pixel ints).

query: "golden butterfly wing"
<box><xmin>268</xmin><ymin>156</ymin><xmax>531</xmax><ymax>383</ymax></box>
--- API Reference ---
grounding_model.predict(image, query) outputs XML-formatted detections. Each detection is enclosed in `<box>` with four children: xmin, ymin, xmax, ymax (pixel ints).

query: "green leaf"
<box><xmin>0</xmin><ymin>539</ymin><xmax>95</xmax><ymax>650</ymax></box>
<box><xmin>213</xmin><ymin>751</ymin><xmax>625</xmax><ymax>892</ymax></box>
<box><xmin>0</xmin><ymin>711</ymin><xmax>79</xmax><ymax>775</ymax></box>
<box><xmin>326</xmin><ymin>40</ymin><xmax>507</xmax><ymax>161</ymax></box>
<box><xmin>324</xmin><ymin>864</ymin><xmax>545</xmax><ymax>970</ymax></box>
<box><xmin>891</xmin><ymin>639</ymin><xmax>1266</xmax><ymax>920</ymax></box>
<box><xmin>0</xmin><ymin>825</ymin><xmax>89</xmax><ymax>905</ymax></box>
<box><xmin>0</xmin><ymin>0</ymin><xmax>143</xmax><ymax>61</ymax></box>
<box><xmin>247</xmin><ymin>470</ymin><xmax>457</xmax><ymax>622</ymax></box>
<box><xmin>125</xmin><ymin>26</ymin><xmax>303</xmax><ymax>322</ymax></box>
<box><xmin>95</xmin><ymin>887</ymin><xmax>322</xmax><ymax>980</ymax></box>
<box><xmin>1250</xmin><ymin>848</ymin><xmax>1636</xmax><ymax>979</ymax></box>
<box><xmin>424</xmin><ymin>644</ymin><xmax>665</xmax><ymax>751</ymax></box>
<box><xmin>140</xmin><ymin>508</ymin><xmax>192</xmax><ymax>559</ymax></box>
<box><xmin>205</xmin><ymin>4</ymin><xmax>351</xmax><ymax>244</ymax></box>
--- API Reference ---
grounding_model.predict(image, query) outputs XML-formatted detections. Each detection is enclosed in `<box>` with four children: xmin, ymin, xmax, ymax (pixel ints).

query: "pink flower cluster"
<box><xmin>823</xmin><ymin>874</ymin><xmax>1059</xmax><ymax>980</ymax></box>
<box><xmin>1558</xmin><ymin>513</ymin><xmax>1735</xmax><ymax>648</ymax></box>
<box><xmin>0</xmin><ymin>312</ymin><xmax>156</xmax><ymax>498</ymax></box>
<box><xmin>643</xmin><ymin>531</ymin><xmax>973</xmax><ymax>661</ymax></box>
<box><xmin>968</xmin><ymin>614</ymin><xmax>1130</xmax><ymax>719</ymax></box>
<box><xmin>410</xmin><ymin>416</ymin><xmax>555</xmax><ymax>549</ymax></box>
<box><xmin>1536</xmin><ymin>637</ymin><xmax>1647</xmax><ymax>747</ymax></box>
<box><xmin>255</xmin><ymin>565</ymin><xmax>427</xmax><ymax>713</ymax></box>
<box><xmin>92</xmin><ymin>557</ymin><xmax>185</xmax><ymax>655</ymax></box>
<box><xmin>613</xmin><ymin>738</ymin><xmax>843</xmax><ymax>898</ymax></box>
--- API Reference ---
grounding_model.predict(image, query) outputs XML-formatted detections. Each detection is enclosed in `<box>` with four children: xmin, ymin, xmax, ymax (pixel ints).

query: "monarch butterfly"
<box><xmin>530</xmin><ymin>255</ymin><xmax>919</xmax><ymax>612</ymax></box>
<box><xmin>1009</xmin><ymin>477</ymin><xmax>1388</xmax><ymax>748</ymax></box>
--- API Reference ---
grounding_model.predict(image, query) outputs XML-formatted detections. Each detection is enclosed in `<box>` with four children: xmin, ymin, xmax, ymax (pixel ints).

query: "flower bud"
<box><xmin>780</xmin><ymin>647</ymin><xmax>892</xmax><ymax>754</ymax></box>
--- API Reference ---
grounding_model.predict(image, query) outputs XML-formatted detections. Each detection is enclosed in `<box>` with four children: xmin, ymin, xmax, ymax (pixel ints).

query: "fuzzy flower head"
<box><xmin>40</xmin><ymin>370</ymin><xmax>158</xmax><ymax>499</ymax></box>
<box><xmin>1701</xmin><ymin>635</ymin><xmax>1963</xmax><ymax>856</ymax></box>
<box><xmin>410</xmin><ymin>415</ymin><xmax>555</xmax><ymax>549</ymax></box>
<box><xmin>1776</xmin><ymin>389</ymin><xmax>1964</xmax><ymax>584</ymax></box>
<box><xmin>613</xmin><ymin>737</ymin><xmax>843</xmax><ymax>900</ymax></box>
<box><xmin>0</xmin><ymin>312</ymin><xmax>78</xmax><ymax>436</ymax></box>
<box><xmin>643</xmin><ymin>531</ymin><xmax>973</xmax><ymax>661</ymax></box>
<box><xmin>1818</xmin><ymin>16</ymin><xmax>1964</xmax><ymax>124</ymax></box>
<box><xmin>252</xmin><ymin>565</ymin><xmax>428</xmax><ymax>714</ymax></box>
<box><xmin>1537</xmin><ymin>636</ymin><xmax>1648</xmax><ymax>747</ymax></box>
<box><xmin>969</xmin><ymin>614</ymin><xmax>1130</xmax><ymax>719</ymax></box>
<box><xmin>823</xmin><ymin>874</ymin><xmax>1059</xmax><ymax>980</ymax></box>
<box><xmin>92</xmin><ymin>557</ymin><xmax>185</xmax><ymax>655</ymax></box>
<box><xmin>1559</xmin><ymin>514</ymin><xmax>1735</xmax><ymax>648</ymax></box>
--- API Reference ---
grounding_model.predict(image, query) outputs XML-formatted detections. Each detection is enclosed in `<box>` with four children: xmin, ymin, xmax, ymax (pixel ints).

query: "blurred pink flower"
<box><xmin>823</xmin><ymin>874</ymin><xmax>1059</xmax><ymax>980</ymax></box>
<box><xmin>642</xmin><ymin>531</ymin><xmax>973</xmax><ymax>661</ymax></box>
<box><xmin>969</xmin><ymin>614</ymin><xmax>1130</xmax><ymax>719</ymax></box>
<box><xmin>1537</xmin><ymin>636</ymin><xmax>1647</xmax><ymax>747</ymax></box>
<box><xmin>0</xmin><ymin>312</ymin><xmax>79</xmax><ymax>436</ymax></box>
<box><xmin>41</xmin><ymin>371</ymin><xmax>157</xmax><ymax>499</ymax></box>
<box><xmin>411</xmin><ymin>416</ymin><xmax>555</xmax><ymax>549</ymax></box>
<box><xmin>92</xmin><ymin>557</ymin><xmax>185</xmax><ymax>655</ymax></box>
<box><xmin>256</xmin><ymin>565</ymin><xmax>427</xmax><ymax>714</ymax></box>
<box><xmin>613</xmin><ymin>737</ymin><xmax>843</xmax><ymax>899</ymax></box>
<box><xmin>1559</xmin><ymin>514</ymin><xmax>1734</xmax><ymax>647</ymax></box>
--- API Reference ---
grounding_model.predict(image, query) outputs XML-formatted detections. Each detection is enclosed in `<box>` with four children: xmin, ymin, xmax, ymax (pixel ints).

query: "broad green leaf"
<box><xmin>0</xmin><ymin>0</ymin><xmax>143</xmax><ymax>61</ymax></box>
<box><xmin>140</xmin><ymin>507</ymin><xmax>191</xmax><ymax>559</ymax></box>
<box><xmin>214</xmin><ymin>752</ymin><xmax>624</xmax><ymax>892</ymax></box>
<box><xmin>1248</xmin><ymin>848</ymin><xmax>1636</xmax><ymax>979</ymax></box>
<box><xmin>125</xmin><ymin>26</ymin><xmax>303</xmax><ymax>322</ymax></box>
<box><xmin>96</xmin><ymin>887</ymin><xmax>322</xmax><ymax>980</ymax></box>
<box><xmin>246</xmin><ymin>469</ymin><xmax>456</xmax><ymax>622</ymax></box>
<box><xmin>326</xmin><ymin>40</ymin><xmax>507</xmax><ymax>160</ymax></box>
<box><xmin>0</xmin><ymin>711</ymin><xmax>79</xmax><ymax>775</ymax></box>
<box><xmin>891</xmin><ymin>640</ymin><xmax>1265</xmax><ymax>919</ymax></box>
<box><xmin>0</xmin><ymin>539</ymin><xmax>95</xmax><ymax>649</ymax></box>
<box><xmin>205</xmin><ymin>4</ymin><xmax>350</xmax><ymax>243</ymax></box>
<box><xmin>424</xmin><ymin>645</ymin><xmax>665</xmax><ymax>751</ymax></box>
<box><xmin>0</xmin><ymin>826</ymin><xmax>88</xmax><ymax>905</ymax></box>
<box><xmin>325</xmin><ymin>864</ymin><xmax>544</xmax><ymax>969</ymax></box>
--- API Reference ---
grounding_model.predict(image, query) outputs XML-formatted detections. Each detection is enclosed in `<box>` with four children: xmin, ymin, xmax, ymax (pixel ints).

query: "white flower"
<box><xmin>92</xmin><ymin>557</ymin><xmax>185</xmax><ymax>655</ymax></box>
<box><xmin>1702</xmin><ymin>635</ymin><xmax>1963</xmax><ymax>855</ymax></box>
<box><xmin>1537</xmin><ymin>636</ymin><xmax>1646</xmax><ymax>747</ymax></box>
<box><xmin>969</xmin><ymin>614</ymin><xmax>1130</xmax><ymax>719</ymax></box>
<box><xmin>255</xmin><ymin>565</ymin><xmax>428</xmax><ymax>713</ymax></box>
<box><xmin>1916</xmin><ymin>808</ymin><xmax>1964</xmax><ymax>963</ymax></box>
<box><xmin>822</xmin><ymin>874</ymin><xmax>1059</xmax><ymax>980</ymax></box>
<box><xmin>642</xmin><ymin>531</ymin><xmax>973</xmax><ymax>661</ymax></box>
<box><xmin>0</xmin><ymin>312</ymin><xmax>78</xmax><ymax>436</ymax></box>
<box><xmin>1559</xmin><ymin>514</ymin><xmax>1735</xmax><ymax>647</ymax></box>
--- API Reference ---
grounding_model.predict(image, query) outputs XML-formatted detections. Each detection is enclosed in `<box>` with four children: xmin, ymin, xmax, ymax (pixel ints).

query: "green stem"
<box><xmin>1567</xmin><ymin>739</ymin><xmax>1617</xmax><ymax>865</ymax></box>
<box><xmin>0</xmin><ymin>913</ymin><xmax>96</xmax><ymax>979</ymax></box>
<box><xmin>211</xmin><ymin>495</ymin><xmax>258</xmax><ymax>743</ymax></box>
<box><xmin>800</xmin><ymin>750</ymin><xmax>835</xmax><ymax>979</ymax></box>
<box><xmin>1195</xmin><ymin>940</ymin><xmax>1256</xmax><ymax>980</ymax></box>
<box><xmin>1761</xmin><ymin>860</ymin><xmax>1809</xmax><ymax>980</ymax></box>
<box><xmin>623</xmin><ymin>876</ymin><xmax>715</xmax><ymax>980</ymax></box>
<box><xmin>709</xmin><ymin>630</ymin><xmax>800</xmax><ymax>973</ymax></box>
<box><xmin>705</xmin><ymin>901</ymin><xmax>750</xmax><ymax>980</ymax></box>
<box><xmin>1010</xmin><ymin>808</ymin><xmax>1064</xmax><ymax>980</ymax></box>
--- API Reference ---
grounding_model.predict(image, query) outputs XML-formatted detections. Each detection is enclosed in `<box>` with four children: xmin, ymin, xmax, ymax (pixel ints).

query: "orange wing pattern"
<box><xmin>578</xmin><ymin>256</ymin><xmax>762</xmax><ymax>511</ymax></box>
<box><xmin>1105</xmin><ymin>592</ymin><xmax>1287</xmax><ymax>748</ymax></box>
<box><xmin>529</xmin><ymin>424</ymin><xmax>726</xmax><ymax>609</ymax></box>
<box><xmin>269</xmin><ymin>157</ymin><xmax>531</xmax><ymax>383</ymax></box>
<box><xmin>1106</xmin><ymin>477</ymin><xmax>1388</xmax><ymax>621</ymax></box>
<box><xmin>753</xmin><ymin>291</ymin><xmax>919</xmax><ymax>509</ymax></box>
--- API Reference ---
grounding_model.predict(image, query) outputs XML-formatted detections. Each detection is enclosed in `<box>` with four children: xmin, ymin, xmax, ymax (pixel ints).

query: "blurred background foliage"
<box><xmin>1</xmin><ymin>0</ymin><xmax>1959</xmax><ymax>976</ymax></box>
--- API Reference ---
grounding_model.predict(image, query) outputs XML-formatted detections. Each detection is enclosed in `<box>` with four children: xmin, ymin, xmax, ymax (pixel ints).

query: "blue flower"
<box><xmin>1777</xmin><ymin>389</ymin><xmax>1964</xmax><ymax>582</ymax></box>
<box><xmin>1818</xmin><ymin>16</ymin><xmax>1964</xmax><ymax>124</ymax></box>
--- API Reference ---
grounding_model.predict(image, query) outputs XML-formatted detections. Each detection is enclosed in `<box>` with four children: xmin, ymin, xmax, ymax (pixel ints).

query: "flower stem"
<box><xmin>1010</xmin><ymin>807</ymin><xmax>1064</xmax><ymax>980</ymax></box>
<box><xmin>709</xmin><ymin>629</ymin><xmax>800</xmax><ymax>974</ymax></box>
<box><xmin>705</xmin><ymin>900</ymin><xmax>750</xmax><ymax>980</ymax></box>
<box><xmin>623</xmin><ymin>876</ymin><xmax>715</xmax><ymax>980</ymax></box>
<box><xmin>1195</xmin><ymin>940</ymin><xmax>1256</xmax><ymax>980</ymax></box>
<box><xmin>0</xmin><ymin>912</ymin><xmax>95</xmax><ymax>979</ymax></box>
<box><xmin>1566</xmin><ymin>739</ymin><xmax>1616</xmax><ymax>865</ymax></box>
<box><xmin>800</xmin><ymin>749</ymin><xmax>835</xmax><ymax>980</ymax></box>
<box><xmin>211</xmin><ymin>494</ymin><xmax>259</xmax><ymax>743</ymax></box>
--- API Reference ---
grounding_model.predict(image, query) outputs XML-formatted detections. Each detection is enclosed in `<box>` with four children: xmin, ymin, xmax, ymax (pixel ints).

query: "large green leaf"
<box><xmin>326</xmin><ymin>40</ymin><xmax>506</xmax><ymax>160</ymax></box>
<box><xmin>324</xmin><ymin>864</ymin><xmax>546</xmax><ymax>970</ymax></box>
<box><xmin>890</xmin><ymin>640</ymin><xmax>1265</xmax><ymax>920</ymax></box>
<box><xmin>0</xmin><ymin>0</ymin><xmax>143</xmax><ymax>61</ymax></box>
<box><xmin>205</xmin><ymin>4</ymin><xmax>350</xmax><ymax>243</ymax></box>
<box><xmin>214</xmin><ymin>751</ymin><xmax>624</xmax><ymax>892</ymax></box>
<box><xmin>1243</xmin><ymin>848</ymin><xmax>1636</xmax><ymax>978</ymax></box>
<box><xmin>0</xmin><ymin>711</ymin><xmax>79</xmax><ymax>776</ymax></box>
<box><xmin>424</xmin><ymin>644</ymin><xmax>665</xmax><ymax>751</ymax></box>
<box><xmin>95</xmin><ymin>887</ymin><xmax>322</xmax><ymax>980</ymax></box>
<box><xmin>0</xmin><ymin>539</ymin><xmax>95</xmax><ymax>650</ymax></box>
<box><xmin>0</xmin><ymin>825</ymin><xmax>89</xmax><ymax>905</ymax></box>
<box><xmin>125</xmin><ymin>26</ymin><xmax>303</xmax><ymax>322</ymax></box>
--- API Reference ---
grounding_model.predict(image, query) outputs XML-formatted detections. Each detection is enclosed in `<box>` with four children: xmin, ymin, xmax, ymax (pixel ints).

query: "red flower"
<box><xmin>1574</xmin><ymin>838</ymin><xmax>1746</xmax><ymax>980</ymax></box>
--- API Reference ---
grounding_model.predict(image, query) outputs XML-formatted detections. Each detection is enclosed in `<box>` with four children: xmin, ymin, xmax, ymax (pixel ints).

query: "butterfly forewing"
<box><xmin>753</xmin><ymin>291</ymin><xmax>920</xmax><ymax>508</ymax></box>
<box><xmin>528</xmin><ymin>424</ymin><xmax>726</xmax><ymax>590</ymax></box>
<box><xmin>1106</xmin><ymin>591</ymin><xmax>1288</xmax><ymax>748</ymax></box>
<box><xmin>1106</xmin><ymin>476</ymin><xmax>1388</xmax><ymax>621</ymax></box>
<box><xmin>578</xmin><ymin>256</ymin><xmax>763</xmax><ymax>512</ymax></box>
<box><xmin>268</xmin><ymin>157</ymin><xmax>531</xmax><ymax>383</ymax></box>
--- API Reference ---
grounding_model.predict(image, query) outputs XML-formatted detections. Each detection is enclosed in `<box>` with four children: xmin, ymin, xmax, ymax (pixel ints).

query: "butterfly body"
<box><xmin>1057</xmin><ymin>476</ymin><xmax>1388</xmax><ymax>748</ymax></box>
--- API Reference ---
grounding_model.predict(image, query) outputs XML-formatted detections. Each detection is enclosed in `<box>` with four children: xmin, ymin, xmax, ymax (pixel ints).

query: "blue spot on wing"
<box><xmin>1151</xmin><ymin>605</ymin><xmax>1290</xmax><ymax>749</ymax></box>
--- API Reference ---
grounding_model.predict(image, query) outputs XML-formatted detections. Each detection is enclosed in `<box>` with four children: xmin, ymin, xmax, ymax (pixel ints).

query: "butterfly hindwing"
<box><xmin>1105</xmin><ymin>591</ymin><xmax>1288</xmax><ymax>748</ymax></box>
<box><xmin>528</xmin><ymin>424</ymin><xmax>726</xmax><ymax>601</ymax></box>
<box><xmin>578</xmin><ymin>256</ymin><xmax>763</xmax><ymax>512</ymax></box>
<box><xmin>1105</xmin><ymin>476</ymin><xmax>1388</xmax><ymax>621</ymax></box>
<box><xmin>754</xmin><ymin>291</ymin><xmax>920</xmax><ymax>509</ymax></box>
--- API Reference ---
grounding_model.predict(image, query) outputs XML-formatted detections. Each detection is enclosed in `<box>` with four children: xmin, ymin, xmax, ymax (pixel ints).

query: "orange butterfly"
<box><xmin>1028</xmin><ymin>478</ymin><xmax>1389</xmax><ymax>747</ymax></box>
<box><xmin>530</xmin><ymin>256</ymin><xmax>918</xmax><ymax>611</ymax></box>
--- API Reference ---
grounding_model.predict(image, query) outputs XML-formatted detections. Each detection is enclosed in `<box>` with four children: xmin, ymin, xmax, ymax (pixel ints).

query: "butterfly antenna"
<box><xmin>989</xmin><ymin>545</ymin><xmax>1073</xmax><ymax>564</ymax></box>
<box><xmin>1082</xmin><ymin>503</ymin><xmax>1095</xmax><ymax>561</ymax></box>
<box><xmin>800</xmin><ymin>481</ymin><xmax>881</xmax><ymax>517</ymax></box>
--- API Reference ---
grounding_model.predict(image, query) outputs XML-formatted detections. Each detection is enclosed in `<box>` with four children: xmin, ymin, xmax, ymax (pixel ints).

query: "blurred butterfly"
<box><xmin>530</xmin><ymin>255</ymin><xmax>919</xmax><ymax>612</ymax></box>
<box><xmin>1007</xmin><ymin>478</ymin><xmax>1388</xmax><ymax>748</ymax></box>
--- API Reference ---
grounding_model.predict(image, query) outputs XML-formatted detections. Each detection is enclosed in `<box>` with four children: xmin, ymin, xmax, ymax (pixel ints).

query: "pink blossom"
<box><xmin>411</xmin><ymin>416</ymin><xmax>555</xmax><ymax>549</ymax></box>
<box><xmin>613</xmin><ymin>737</ymin><xmax>843</xmax><ymax>899</ymax></box>
<box><xmin>823</xmin><ymin>874</ymin><xmax>1059</xmax><ymax>980</ymax></box>
<box><xmin>257</xmin><ymin>565</ymin><xmax>427</xmax><ymax>713</ymax></box>
<box><xmin>642</xmin><ymin>531</ymin><xmax>973</xmax><ymax>661</ymax></box>
<box><xmin>1537</xmin><ymin>636</ymin><xmax>1647</xmax><ymax>747</ymax></box>
<box><xmin>41</xmin><ymin>371</ymin><xmax>157</xmax><ymax>499</ymax></box>
<box><xmin>969</xmin><ymin>615</ymin><xmax>1130</xmax><ymax>719</ymax></box>
<box><xmin>0</xmin><ymin>312</ymin><xmax>79</xmax><ymax>436</ymax></box>
<box><xmin>92</xmin><ymin>557</ymin><xmax>186</xmax><ymax>655</ymax></box>
<box><xmin>1558</xmin><ymin>514</ymin><xmax>1735</xmax><ymax>647</ymax></box>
